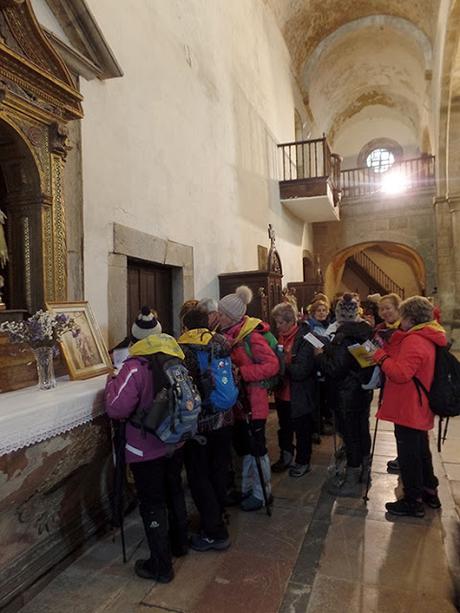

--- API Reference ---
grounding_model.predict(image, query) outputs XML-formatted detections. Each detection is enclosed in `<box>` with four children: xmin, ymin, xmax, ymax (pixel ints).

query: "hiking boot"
<box><xmin>271</xmin><ymin>450</ymin><xmax>293</xmax><ymax>473</ymax></box>
<box><xmin>190</xmin><ymin>533</ymin><xmax>230</xmax><ymax>552</ymax></box>
<box><xmin>326</xmin><ymin>466</ymin><xmax>362</xmax><ymax>498</ymax></box>
<box><xmin>134</xmin><ymin>559</ymin><xmax>174</xmax><ymax>582</ymax></box>
<box><xmin>289</xmin><ymin>463</ymin><xmax>311</xmax><ymax>478</ymax></box>
<box><xmin>386</xmin><ymin>458</ymin><xmax>400</xmax><ymax>474</ymax></box>
<box><xmin>422</xmin><ymin>490</ymin><xmax>442</xmax><ymax>509</ymax></box>
<box><xmin>385</xmin><ymin>498</ymin><xmax>425</xmax><ymax>517</ymax></box>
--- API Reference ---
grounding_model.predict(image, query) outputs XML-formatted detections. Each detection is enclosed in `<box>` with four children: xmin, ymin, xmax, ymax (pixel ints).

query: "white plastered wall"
<box><xmin>78</xmin><ymin>0</ymin><xmax>312</xmax><ymax>337</ymax></box>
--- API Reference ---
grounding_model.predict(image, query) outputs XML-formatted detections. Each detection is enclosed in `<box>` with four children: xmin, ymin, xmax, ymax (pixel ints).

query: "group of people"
<box><xmin>104</xmin><ymin>285</ymin><xmax>446</xmax><ymax>583</ymax></box>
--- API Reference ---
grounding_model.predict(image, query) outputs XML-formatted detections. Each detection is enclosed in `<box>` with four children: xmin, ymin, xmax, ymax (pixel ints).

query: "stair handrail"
<box><xmin>351</xmin><ymin>251</ymin><xmax>405</xmax><ymax>298</ymax></box>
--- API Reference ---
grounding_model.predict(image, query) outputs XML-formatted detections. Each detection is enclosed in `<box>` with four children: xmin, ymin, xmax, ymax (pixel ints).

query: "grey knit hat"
<box><xmin>335</xmin><ymin>293</ymin><xmax>359</xmax><ymax>323</ymax></box>
<box><xmin>131</xmin><ymin>306</ymin><xmax>162</xmax><ymax>340</ymax></box>
<box><xmin>218</xmin><ymin>285</ymin><xmax>253</xmax><ymax>323</ymax></box>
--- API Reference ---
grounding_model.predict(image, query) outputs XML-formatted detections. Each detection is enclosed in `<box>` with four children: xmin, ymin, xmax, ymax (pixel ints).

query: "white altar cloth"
<box><xmin>0</xmin><ymin>375</ymin><xmax>107</xmax><ymax>456</ymax></box>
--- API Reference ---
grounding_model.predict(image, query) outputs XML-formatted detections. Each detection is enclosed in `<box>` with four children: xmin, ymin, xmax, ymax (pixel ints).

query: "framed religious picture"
<box><xmin>46</xmin><ymin>301</ymin><xmax>112</xmax><ymax>380</ymax></box>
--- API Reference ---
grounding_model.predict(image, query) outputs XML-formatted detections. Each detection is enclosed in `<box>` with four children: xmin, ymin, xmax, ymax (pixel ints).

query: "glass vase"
<box><xmin>32</xmin><ymin>346</ymin><xmax>56</xmax><ymax>390</ymax></box>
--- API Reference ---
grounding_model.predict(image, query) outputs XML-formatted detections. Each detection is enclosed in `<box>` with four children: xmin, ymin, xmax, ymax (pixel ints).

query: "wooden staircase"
<box><xmin>347</xmin><ymin>251</ymin><xmax>405</xmax><ymax>298</ymax></box>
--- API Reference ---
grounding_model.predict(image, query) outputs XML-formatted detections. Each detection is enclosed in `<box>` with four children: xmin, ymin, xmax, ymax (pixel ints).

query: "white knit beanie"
<box><xmin>335</xmin><ymin>293</ymin><xmax>359</xmax><ymax>323</ymax></box>
<box><xmin>218</xmin><ymin>285</ymin><xmax>253</xmax><ymax>322</ymax></box>
<box><xmin>131</xmin><ymin>306</ymin><xmax>162</xmax><ymax>340</ymax></box>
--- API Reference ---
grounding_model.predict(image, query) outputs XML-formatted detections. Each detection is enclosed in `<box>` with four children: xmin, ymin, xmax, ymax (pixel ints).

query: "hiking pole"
<box><xmin>246</xmin><ymin>414</ymin><xmax>272</xmax><ymax>517</ymax></box>
<box><xmin>442</xmin><ymin>417</ymin><xmax>450</xmax><ymax>446</ymax></box>
<box><xmin>331</xmin><ymin>411</ymin><xmax>340</xmax><ymax>477</ymax></box>
<box><xmin>112</xmin><ymin>420</ymin><xmax>127</xmax><ymax>563</ymax></box>
<box><xmin>363</xmin><ymin>418</ymin><xmax>379</xmax><ymax>504</ymax></box>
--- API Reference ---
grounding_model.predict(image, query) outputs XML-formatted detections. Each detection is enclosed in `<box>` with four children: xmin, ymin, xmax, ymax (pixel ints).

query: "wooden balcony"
<box><xmin>340</xmin><ymin>155</ymin><xmax>435</xmax><ymax>200</ymax></box>
<box><xmin>278</xmin><ymin>137</ymin><xmax>341</xmax><ymax>223</ymax></box>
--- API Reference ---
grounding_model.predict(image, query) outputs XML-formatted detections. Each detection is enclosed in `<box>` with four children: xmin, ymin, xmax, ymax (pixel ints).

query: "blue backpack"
<box><xmin>195</xmin><ymin>345</ymin><xmax>239</xmax><ymax>411</ymax></box>
<box><xmin>130</xmin><ymin>354</ymin><xmax>202</xmax><ymax>444</ymax></box>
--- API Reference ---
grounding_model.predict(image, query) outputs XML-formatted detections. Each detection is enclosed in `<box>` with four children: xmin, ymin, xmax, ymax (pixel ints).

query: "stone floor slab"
<box><xmin>190</xmin><ymin>550</ymin><xmax>292</xmax><ymax>613</ymax></box>
<box><xmin>306</xmin><ymin>575</ymin><xmax>458</xmax><ymax>613</ymax></box>
<box><xmin>316</xmin><ymin>514</ymin><xmax>453</xmax><ymax>597</ymax></box>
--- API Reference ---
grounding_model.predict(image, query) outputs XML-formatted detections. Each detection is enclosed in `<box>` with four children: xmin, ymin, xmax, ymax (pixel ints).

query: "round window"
<box><xmin>366</xmin><ymin>148</ymin><xmax>395</xmax><ymax>173</ymax></box>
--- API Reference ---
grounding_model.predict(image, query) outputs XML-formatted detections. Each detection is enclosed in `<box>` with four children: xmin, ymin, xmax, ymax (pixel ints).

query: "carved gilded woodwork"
<box><xmin>0</xmin><ymin>0</ymin><xmax>83</xmax><ymax>309</ymax></box>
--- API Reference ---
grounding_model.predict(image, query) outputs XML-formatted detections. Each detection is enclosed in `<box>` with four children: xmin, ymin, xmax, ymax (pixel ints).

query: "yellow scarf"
<box><xmin>233</xmin><ymin>316</ymin><xmax>263</xmax><ymax>344</ymax></box>
<box><xmin>129</xmin><ymin>333</ymin><xmax>185</xmax><ymax>359</ymax></box>
<box><xmin>386</xmin><ymin>319</ymin><xmax>400</xmax><ymax>330</ymax></box>
<box><xmin>409</xmin><ymin>320</ymin><xmax>446</xmax><ymax>334</ymax></box>
<box><xmin>178</xmin><ymin>328</ymin><xmax>214</xmax><ymax>346</ymax></box>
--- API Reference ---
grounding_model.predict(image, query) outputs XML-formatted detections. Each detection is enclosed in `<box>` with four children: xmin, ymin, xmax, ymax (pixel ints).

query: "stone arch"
<box><xmin>324</xmin><ymin>241</ymin><xmax>427</xmax><ymax>299</ymax></box>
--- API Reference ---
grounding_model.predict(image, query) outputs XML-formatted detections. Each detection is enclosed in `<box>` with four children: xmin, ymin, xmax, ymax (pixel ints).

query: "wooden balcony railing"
<box><xmin>340</xmin><ymin>155</ymin><xmax>435</xmax><ymax>200</ymax></box>
<box><xmin>278</xmin><ymin>136</ymin><xmax>341</xmax><ymax>206</ymax></box>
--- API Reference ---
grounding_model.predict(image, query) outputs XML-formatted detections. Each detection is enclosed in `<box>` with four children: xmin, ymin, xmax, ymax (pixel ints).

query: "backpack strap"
<box><xmin>437</xmin><ymin>417</ymin><xmax>443</xmax><ymax>453</ymax></box>
<box><xmin>413</xmin><ymin>376</ymin><xmax>429</xmax><ymax>405</ymax></box>
<box><xmin>243</xmin><ymin>333</ymin><xmax>254</xmax><ymax>360</ymax></box>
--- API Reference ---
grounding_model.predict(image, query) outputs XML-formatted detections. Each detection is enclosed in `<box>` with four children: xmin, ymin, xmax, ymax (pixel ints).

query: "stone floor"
<box><xmin>19</xmin><ymin>410</ymin><xmax>460</xmax><ymax>613</ymax></box>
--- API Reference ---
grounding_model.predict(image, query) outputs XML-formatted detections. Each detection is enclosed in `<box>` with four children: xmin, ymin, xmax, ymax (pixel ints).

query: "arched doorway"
<box><xmin>325</xmin><ymin>241</ymin><xmax>426</xmax><ymax>299</ymax></box>
<box><xmin>0</xmin><ymin>119</ymin><xmax>43</xmax><ymax>313</ymax></box>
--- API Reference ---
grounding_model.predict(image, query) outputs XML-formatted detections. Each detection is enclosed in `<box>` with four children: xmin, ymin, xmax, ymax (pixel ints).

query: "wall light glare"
<box><xmin>381</xmin><ymin>170</ymin><xmax>410</xmax><ymax>195</ymax></box>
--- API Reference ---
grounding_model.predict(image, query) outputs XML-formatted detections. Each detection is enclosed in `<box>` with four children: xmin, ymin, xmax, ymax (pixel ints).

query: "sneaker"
<box><xmin>134</xmin><ymin>559</ymin><xmax>174</xmax><ymax>582</ymax></box>
<box><xmin>385</xmin><ymin>498</ymin><xmax>425</xmax><ymax>517</ymax></box>
<box><xmin>289</xmin><ymin>463</ymin><xmax>311</xmax><ymax>478</ymax></box>
<box><xmin>422</xmin><ymin>490</ymin><xmax>441</xmax><ymax>509</ymax></box>
<box><xmin>386</xmin><ymin>458</ymin><xmax>400</xmax><ymax>474</ymax></box>
<box><xmin>271</xmin><ymin>450</ymin><xmax>294</xmax><ymax>473</ymax></box>
<box><xmin>190</xmin><ymin>533</ymin><xmax>230</xmax><ymax>552</ymax></box>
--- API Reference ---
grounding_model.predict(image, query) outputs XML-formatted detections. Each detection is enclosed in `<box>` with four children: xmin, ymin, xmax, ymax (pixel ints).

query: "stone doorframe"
<box><xmin>108</xmin><ymin>223</ymin><xmax>194</xmax><ymax>348</ymax></box>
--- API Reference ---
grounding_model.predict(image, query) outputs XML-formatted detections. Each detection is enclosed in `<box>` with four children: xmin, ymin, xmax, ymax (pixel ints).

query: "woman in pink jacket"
<box><xmin>105</xmin><ymin>309</ymin><xmax>188</xmax><ymax>582</ymax></box>
<box><xmin>372</xmin><ymin>296</ymin><xmax>447</xmax><ymax>518</ymax></box>
<box><xmin>218</xmin><ymin>286</ymin><xmax>279</xmax><ymax>512</ymax></box>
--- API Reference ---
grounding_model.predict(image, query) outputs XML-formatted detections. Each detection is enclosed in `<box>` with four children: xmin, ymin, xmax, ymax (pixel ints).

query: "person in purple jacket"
<box><xmin>105</xmin><ymin>308</ymin><xmax>188</xmax><ymax>582</ymax></box>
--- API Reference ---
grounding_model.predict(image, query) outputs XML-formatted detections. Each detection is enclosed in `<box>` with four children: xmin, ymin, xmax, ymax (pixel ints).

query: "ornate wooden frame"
<box><xmin>47</xmin><ymin>301</ymin><xmax>112</xmax><ymax>379</ymax></box>
<box><xmin>0</xmin><ymin>0</ymin><xmax>83</xmax><ymax>310</ymax></box>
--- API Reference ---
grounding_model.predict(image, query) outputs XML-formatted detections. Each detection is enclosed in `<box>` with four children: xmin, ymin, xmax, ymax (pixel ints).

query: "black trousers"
<box><xmin>341</xmin><ymin>395</ymin><xmax>372</xmax><ymax>468</ymax></box>
<box><xmin>275</xmin><ymin>400</ymin><xmax>313</xmax><ymax>465</ymax></box>
<box><xmin>395</xmin><ymin>424</ymin><xmax>439</xmax><ymax>501</ymax></box>
<box><xmin>184</xmin><ymin>426</ymin><xmax>232</xmax><ymax>540</ymax></box>
<box><xmin>130</xmin><ymin>448</ymin><xmax>188</xmax><ymax>554</ymax></box>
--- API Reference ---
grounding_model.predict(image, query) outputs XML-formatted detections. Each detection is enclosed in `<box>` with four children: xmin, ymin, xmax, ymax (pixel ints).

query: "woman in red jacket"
<box><xmin>218</xmin><ymin>286</ymin><xmax>279</xmax><ymax>512</ymax></box>
<box><xmin>372</xmin><ymin>296</ymin><xmax>447</xmax><ymax>517</ymax></box>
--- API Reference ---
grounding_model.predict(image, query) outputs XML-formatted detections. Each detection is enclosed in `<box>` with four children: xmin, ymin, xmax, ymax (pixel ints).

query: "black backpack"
<box><xmin>413</xmin><ymin>345</ymin><xmax>460</xmax><ymax>450</ymax></box>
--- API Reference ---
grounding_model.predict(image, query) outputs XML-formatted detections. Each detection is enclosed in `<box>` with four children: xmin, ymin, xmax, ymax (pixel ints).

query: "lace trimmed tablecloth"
<box><xmin>0</xmin><ymin>375</ymin><xmax>107</xmax><ymax>456</ymax></box>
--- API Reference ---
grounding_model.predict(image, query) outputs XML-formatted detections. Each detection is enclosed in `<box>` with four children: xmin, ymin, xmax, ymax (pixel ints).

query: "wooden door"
<box><xmin>127</xmin><ymin>260</ymin><xmax>174</xmax><ymax>336</ymax></box>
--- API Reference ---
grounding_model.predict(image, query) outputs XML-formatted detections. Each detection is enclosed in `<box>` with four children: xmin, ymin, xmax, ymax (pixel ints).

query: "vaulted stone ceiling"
<box><xmin>266</xmin><ymin>0</ymin><xmax>440</xmax><ymax>154</ymax></box>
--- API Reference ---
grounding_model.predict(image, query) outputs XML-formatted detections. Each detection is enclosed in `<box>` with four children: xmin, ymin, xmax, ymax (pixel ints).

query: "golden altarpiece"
<box><xmin>0</xmin><ymin>4</ymin><xmax>112</xmax><ymax>611</ymax></box>
<box><xmin>0</xmin><ymin>0</ymin><xmax>82</xmax><ymax>316</ymax></box>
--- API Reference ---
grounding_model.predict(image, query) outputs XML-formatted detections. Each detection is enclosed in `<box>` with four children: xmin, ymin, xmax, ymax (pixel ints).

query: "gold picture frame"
<box><xmin>46</xmin><ymin>301</ymin><xmax>112</xmax><ymax>380</ymax></box>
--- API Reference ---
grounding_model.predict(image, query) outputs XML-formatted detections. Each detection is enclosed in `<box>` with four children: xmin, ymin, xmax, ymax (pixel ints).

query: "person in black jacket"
<box><xmin>271</xmin><ymin>303</ymin><xmax>316</xmax><ymax>477</ymax></box>
<box><xmin>316</xmin><ymin>293</ymin><xmax>373</xmax><ymax>497</ymax></box>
